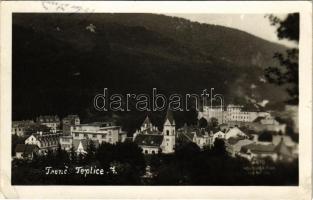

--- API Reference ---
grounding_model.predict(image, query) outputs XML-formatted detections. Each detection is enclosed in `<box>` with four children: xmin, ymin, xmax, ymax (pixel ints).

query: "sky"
<box><xmin>168</xmin><ymin>14</ymin><xmax>297</xmax><ymax>48</ymax></box>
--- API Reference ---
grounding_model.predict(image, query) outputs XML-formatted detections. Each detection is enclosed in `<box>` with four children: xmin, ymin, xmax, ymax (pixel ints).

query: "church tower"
<box><xmin>140</xmin><ymin>116</ymin><xmax>153</xmax><ymax>133</ymax></box>
<box><xmin>162</xmin><ymin>110</ymin><xmax>176</xmax><ymax>153</ymax></box>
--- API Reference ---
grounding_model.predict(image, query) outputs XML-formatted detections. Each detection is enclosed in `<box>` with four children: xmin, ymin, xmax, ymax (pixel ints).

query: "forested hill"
<box><xmin>12</xmin><ymin>13</ymin><xmax>289</xmax><ymax>126</ymax></box>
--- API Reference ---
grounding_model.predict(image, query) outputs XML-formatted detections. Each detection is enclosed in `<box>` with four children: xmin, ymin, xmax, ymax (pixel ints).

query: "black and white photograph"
<box><xmin>0</xmin><ymin>1</ymin><xmax>312</xmax><ymax>199</ymax></box>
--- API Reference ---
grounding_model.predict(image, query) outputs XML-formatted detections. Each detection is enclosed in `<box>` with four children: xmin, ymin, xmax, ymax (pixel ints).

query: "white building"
<box><xmin>25</xmin><ymin>132</ymin><xmax>62</xmax><ymax>154</ymax></box>
<box><xmin>212</xmin><ymin>131</ymin><xmax>226</xmax><ymax>144</ymax></box>
<box><xmin>71</xmin><ymin>122</ymin><xmax>124</xmax><ymax>144</ymax></box>
<box><xmin>60</xmin><ymin>121</ymin><xmax>126</xmax><ymax>151</ymax></box>
<box><xmin>198</xmin><ymin>104</ymin><xmax>270</xmax><ymax>125</ymax></box>
<box><xmin>225</xmin><ymin>127</ymin><xmax>248</xmax><ymax>140</ymax></box>
<box><xmin>225</xmin><ymin>104</ymin><xmax>270</xmax><ymax>122</ymax></box>
<box><xmin>198</xmin><ymin>106</ymin><xmax>226</xmax><ymax>124</ymax></box>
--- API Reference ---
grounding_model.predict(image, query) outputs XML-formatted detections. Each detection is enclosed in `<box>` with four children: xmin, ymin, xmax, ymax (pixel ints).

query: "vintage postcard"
<box><xmin>0</xmin><ymin>1</ymin><xmax>312</xmax><ymax>199</ymax></box>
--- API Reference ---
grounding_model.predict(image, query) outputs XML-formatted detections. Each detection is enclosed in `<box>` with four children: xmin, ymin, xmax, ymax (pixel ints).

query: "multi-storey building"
<box><xmin>62</xmin><ymin>115</ymin><xmax>80</xmax><ymax>135</ymax></box>
<box><xmin>60</xmin><ymin>121</ymin><xmax>126</xmax><ymax>152</ymax></box>
<box><xmin>25</xmin><ymin>132</ymin><xmax>62</xmax><ymax>154</ymax></box>
<box><xmin>36</xmin><ymin>115</ymin><xmax>60</xmax><ymax>132</ymax></box>
<box><xmin>198</xmin><ymin>104</ymin><xmax>270</xmax><ymax>124</ymax></box>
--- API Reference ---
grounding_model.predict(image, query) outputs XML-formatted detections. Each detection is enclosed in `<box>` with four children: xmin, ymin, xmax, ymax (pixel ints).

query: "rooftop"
<box><xmin>15</xmin><ymin>144</ymin><xmax>38</xmax><ymax>154</ymax></box>
<box><xmin>134</xmin><ymin>134</ymin><xmax>164</xmax><ymax>147</ymax></box>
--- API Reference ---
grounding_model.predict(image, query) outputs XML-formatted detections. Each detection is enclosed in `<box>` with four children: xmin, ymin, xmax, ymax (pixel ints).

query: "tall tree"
<box><xmin>265</xmin><ymin>13</ymin><xmax>299</xmax><ymax>105</ymax></box>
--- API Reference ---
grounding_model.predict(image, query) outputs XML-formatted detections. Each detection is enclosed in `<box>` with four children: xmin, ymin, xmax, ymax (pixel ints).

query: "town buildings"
<box><xmin>12</xmin><ymin>104</ymin><xmax>297</xmax><ymax>163</ymax></box>
<box><xmin>176</xmin><ymin>115</ymin><xmax>297</xmax><ymax>162</ymax></box>
<box><xmin>133</xmin><ymin>110</ymin><xmax>176</xmax><ymax>154</ymax></box>
<box><xmin>60</xmin><ymin>121</ymin><xmax>126</xmax><ymax>153</ymax></box>
<box><xmin>15</xmin><ymin>144</ymin><xmax>39</xmax><ymax>159</ymax></box>
<box><xmin>36</xmin><ymin>115</ymin><xmax>60</xmax><ymax>132</ymax></box>
<box><xmin>198</xmin><ymin>104</ymin><xmax>270</xmax><ymax>124</ymax></box>
<box><xmin>226</xmin><ymin>115</ymin><xmax>286</xmax><ymax>134</ymax></box>
<box><xmin>177</xmin><ymin>125</ymin><xmax>214</xmax><ymax>149</ymax></box>
<box><xmin>12</xmin><ymin>120</ymin><xmax>35</xmax><ymax>137</ymax></box>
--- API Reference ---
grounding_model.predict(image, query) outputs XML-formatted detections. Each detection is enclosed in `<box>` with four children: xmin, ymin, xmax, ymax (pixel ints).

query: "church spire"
<box><xmin>143</xmin><ymin>115</ymin><xmax>151</xmax><ymax>126</ymax></box>
<box><xmin>165</xmin><ymin>109</ymin><xmax>175</xmax><ymax>126</ymax></box>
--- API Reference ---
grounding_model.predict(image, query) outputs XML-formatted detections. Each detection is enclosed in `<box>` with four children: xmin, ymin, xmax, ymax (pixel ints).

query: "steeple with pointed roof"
<box><xmin>139</xmin><ymin>115</ymin><xmax>159</xmax><ymax>133</ymax></box>
<box><xmin>164</xmin><ymin>109</ymin><xmax>175</xmax><ymax>126</ymax></box>
<box><xmin>143</xmin><ymin>116</ymin><xmax>151</xmax><ymax>126</ymax></box>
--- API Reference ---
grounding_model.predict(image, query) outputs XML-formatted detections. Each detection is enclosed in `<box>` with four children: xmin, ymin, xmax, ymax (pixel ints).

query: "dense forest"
<box><xmin>12</xmin><ymin>13</ymin><xmax>290</xmax><ymax>133</ymax></box>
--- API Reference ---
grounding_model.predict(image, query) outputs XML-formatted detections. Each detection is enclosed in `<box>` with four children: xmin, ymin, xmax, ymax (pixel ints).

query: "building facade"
<box><xmin>59</xmin><ymin>121</ymin><xmax>126</xmax><ymax>152</ymax></box>
<box><xmin>12</xmin><ymin>120</ymin><xmax>35</xmax><ymax>137</ymax></box>
<box><xmin>25</xmin><ymin>132</ymin><xmax>62</xmax><ymax>154</ymax></box>
<box><xmin>62</xmin><ymin>115</ymin><xmax>80</xmax><ymax>135</ymax></box>
<box><xmin>198</xmin><ymin>104</ymin><xmax>270</xmax><ymax>124</ymax></box>
<box><xmin>36</xmin><ymin>115</ymin><xmax>60</xmax><ymax>132</ymax></box>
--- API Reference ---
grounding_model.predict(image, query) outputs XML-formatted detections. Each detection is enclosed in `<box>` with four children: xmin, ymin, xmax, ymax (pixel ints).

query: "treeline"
<box><xmin>12</xmin><ymin>140</ymin><xmax>298</xmax><ymax>185</ymax></box>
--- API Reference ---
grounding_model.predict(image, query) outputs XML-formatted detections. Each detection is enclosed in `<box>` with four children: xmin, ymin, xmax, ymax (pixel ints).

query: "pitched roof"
<box><xmin>33</xmin><ymin>133</ymin><xmax>62</xmax><ymax>144</ymax></box>
<box><xmin>165</xmin><ymin>110</ymin><xmax>175</xmax><ymax>125</ymax></box>
<box><xmin>228</xmin><ymin>139</ymin><xmax>254</xmax><ymax>153</ymax></box>
<box><xmin>15</xmin><ymin>144</ymin><xmax>38</xmax><ymax>154</ymax></box>
<box><xmin>253</xmin><ymin>116</ymin><xmax>266</xmax><ymax>123</ymax></box>
<box><xmin>195</xmin><ymin>129</ymin><xmax>207</xmax><ymax>137</ymax></box>
<box><xmin>143</xmin><ymin>116</ymin><xmax>151</xmax><ymax>125</ymax></box>
<box><xmin>227</xmin><ymin>137</ymin><xmax>242</xmax><ymax>145</ymax></box>
<box><xmin>177</xmin><ymin>125</ymin><xmax>196</xmax><ymax>142</ymax></box>
<box><xmin>241</xmin><ymin>143</ymin><xmax>276</xmax><ymax>154</ymax></box>
<box><xmin>275</xmin><ymin>138</ymin><xmax>292</xmax><ymax>157</ymax></box>
<box><xmin>134</xmin><ymin>134</ymin><xmax>164</xmax><ymax>147</ymax></box>
<box><xmin>226</xmin><ymin>127</ymin><xmax>247</xmax><ymax>139</ymax></box>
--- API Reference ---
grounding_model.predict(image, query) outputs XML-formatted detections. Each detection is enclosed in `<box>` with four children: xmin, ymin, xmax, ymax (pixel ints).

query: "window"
<box><xmin>166</xmin><ymin>130</ymin><xmax>169</xmax><ymax>136</ymax></box>
<box><xmin>75</xmin><ymin>133</ymin><xmax>79</xmax><ymax>137</ymax></box>
<box><xmin>102</xmin><ymin>135</ymin><xmax>106</xmax><ymax>139</ymax></box>
<box><xmin>145</xmin><ymin>150</ymin><xmax>148</xmax><ymax>154</ymax></box>
<box><xmin>93</xmin><ymin>134</ymin><xmax>97</xmax><ymax>138</ymax></box>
